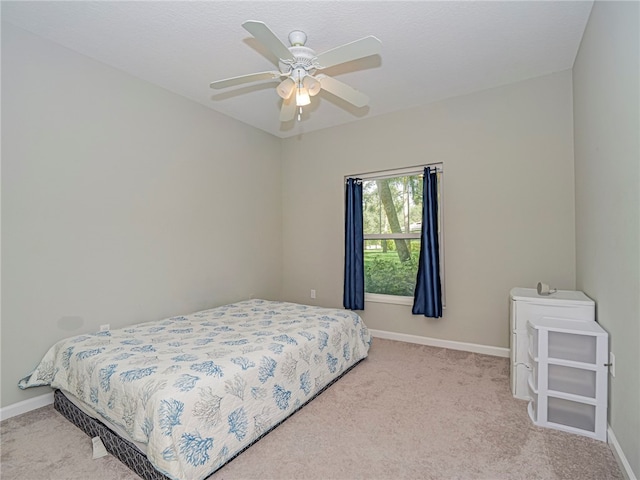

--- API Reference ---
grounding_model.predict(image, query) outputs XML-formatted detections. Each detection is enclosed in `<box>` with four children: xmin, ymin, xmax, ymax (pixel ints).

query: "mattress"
<box><xmin>20</xmin><ymin>299</ymin><xmax>371</xmax><ymax>480</ymax></box>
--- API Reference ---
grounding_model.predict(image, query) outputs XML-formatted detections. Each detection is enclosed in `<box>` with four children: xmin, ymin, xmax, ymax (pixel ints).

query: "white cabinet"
<box><xmin>527</xmin><ymin>317</ymin><xmax>608</xmax><ymax>441</ymax></box>
<box><xmin>509</xmin><ymin>288</ymin><xmax>594</xmax><ymax>399</ymax></box>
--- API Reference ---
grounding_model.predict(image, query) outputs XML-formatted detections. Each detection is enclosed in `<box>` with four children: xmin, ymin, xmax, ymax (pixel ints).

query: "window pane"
<box><xmin>364</xmin><ymin>239</ymin><xmax>421</xmax><ymax>296</ymax></box>
<box><xmin>363</xmin><ymin>176</ymin><xmax>422</xmax><ymax>235</ymax></box>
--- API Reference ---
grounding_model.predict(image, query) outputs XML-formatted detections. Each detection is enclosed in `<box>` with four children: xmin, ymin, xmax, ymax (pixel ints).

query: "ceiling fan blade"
<box><xmin>316</xmin><ymin>74</ymin><xmax>370</xmax><ymax>108</ymax></box>
<box><xmin>279</xmin><ymin>92</ymin><xmax>296</xmax><ymax>122</ymax></box>
<box><xmin>210</xmin><ymin>71</ymin><xmax>282</xmax><ymax>89</ymax></box>
<box><xmin>242</xmin><ymin>20</ymin><xmax>295</xmax><ymax>62</ymax></box>
<box><xmin>314</xmin><ymin>36</ymin><xmax>382</xmax><ymax>69</ymax></box>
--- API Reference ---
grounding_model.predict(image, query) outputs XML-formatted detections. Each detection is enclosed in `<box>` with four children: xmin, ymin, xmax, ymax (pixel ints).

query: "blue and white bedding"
<box><xmin>19</xmin><ymin>299</ymin><xmax>371</xmax><ymax>480</ymax></box>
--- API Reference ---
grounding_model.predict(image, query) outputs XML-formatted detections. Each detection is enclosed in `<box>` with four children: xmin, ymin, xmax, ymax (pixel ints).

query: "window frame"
<box><xmin>346</xmin><ymin>164</ymin><xmax>445</xmax><ymax>307</ymax></box>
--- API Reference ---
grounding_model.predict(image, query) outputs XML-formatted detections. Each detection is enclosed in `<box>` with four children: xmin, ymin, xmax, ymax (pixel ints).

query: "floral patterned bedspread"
<box><xmin>19</xmin><ymin>299</ymin><xmax>371</xmax><ymax>480</ymax></box>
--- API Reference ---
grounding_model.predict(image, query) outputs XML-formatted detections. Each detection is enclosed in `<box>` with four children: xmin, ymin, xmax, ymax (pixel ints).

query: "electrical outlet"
<box><xmin>310</xmin><ymin>289</ymin><xmax>316</xmax><ymax>299</ymax></box>
<box><xmin>609</xmin><ymin>352</ymin><xmax>615</xmax><ymax>377</ymax></box>
<box><xmin>100</xmin><ymin>324</ymin><xmax>110</xmax><ymax>332</ymax></box>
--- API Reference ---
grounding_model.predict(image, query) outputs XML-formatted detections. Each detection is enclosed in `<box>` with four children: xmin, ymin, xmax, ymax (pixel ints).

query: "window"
<box><xmin>359</xmin><ymin>166</ymin><xmax>444</xmax><ymax>306</ymax></box>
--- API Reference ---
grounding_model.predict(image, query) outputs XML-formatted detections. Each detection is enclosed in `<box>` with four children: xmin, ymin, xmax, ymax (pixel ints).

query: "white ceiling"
<box><xmin>2</xmin><ymin>1</ymin><xmax>593</xmax><ymax>138</ymax></box>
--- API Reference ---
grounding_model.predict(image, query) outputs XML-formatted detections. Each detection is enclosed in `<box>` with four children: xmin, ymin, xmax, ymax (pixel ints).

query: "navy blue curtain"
<box><xmin>412</xmin><ymin>167</ymin><xmax>443</xmax><ymax>317</ymax></box>
<box><xmin>343</xmin><ymin>178</ymin><xmax>364</xmax><ymax>310</ymax></box>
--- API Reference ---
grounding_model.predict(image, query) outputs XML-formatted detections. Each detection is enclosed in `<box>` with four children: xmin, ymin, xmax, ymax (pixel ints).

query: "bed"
<box><xmin>19</xmin><ymin>299</ymin><xmax>371</xmax><ymax>480</ymax></box>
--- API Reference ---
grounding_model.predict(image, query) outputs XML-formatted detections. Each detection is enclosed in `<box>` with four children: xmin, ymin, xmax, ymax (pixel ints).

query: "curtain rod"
<box><xmin>346</xmin><ymin>163</ymin><xmax>443</xmax><ymax>182</ymax></box>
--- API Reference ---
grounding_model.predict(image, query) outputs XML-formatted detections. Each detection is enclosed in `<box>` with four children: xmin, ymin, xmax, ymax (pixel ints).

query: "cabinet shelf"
<box><xmin>547</xmin><ymin>389</ymin><xmax>598</xmax><ymax>406</ymax></box>
<box><xmin>547</xmin><ymin>357</ymin><xmax>600</xmax><ymax>370</ymax></box>
<box><xmin>547</xmin><ymin>420</ymin><xmax>598</xmax><ymax>437</ymax></box>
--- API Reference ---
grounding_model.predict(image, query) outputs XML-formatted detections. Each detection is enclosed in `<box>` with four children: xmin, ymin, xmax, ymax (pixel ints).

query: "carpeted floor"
<box><xmin>1</xmin><ymin>338</ymin><xmax>623</xmax><ymax>480</ymax></box>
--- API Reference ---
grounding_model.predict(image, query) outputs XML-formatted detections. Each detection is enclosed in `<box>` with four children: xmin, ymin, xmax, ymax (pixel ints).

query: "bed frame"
<box><xmin>53</xmin><ymin>359</ymin><xmax>364</xmax><ymax>480</ymax></box>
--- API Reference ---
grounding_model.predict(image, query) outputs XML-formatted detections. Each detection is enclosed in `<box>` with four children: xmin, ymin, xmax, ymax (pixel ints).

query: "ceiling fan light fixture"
<box><xmin>276</xmin><ymin>78</ymin><xmax>296</xmax><ymax>99</ymax></box>
<box><xmin>295</xmin><ymin>85</ymin><xmax>311</xmax><ymax>106</ymax></box>
<box><xmin>303</xmin><ymin>76</ymin><xmax>321</xmax><ymax>96</ymax></box>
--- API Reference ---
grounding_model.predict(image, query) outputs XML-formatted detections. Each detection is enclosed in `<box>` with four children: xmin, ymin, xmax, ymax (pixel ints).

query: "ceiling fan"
<box><xmin>210</xmin><ymin>21</ymin><xmax>382</xmax><ymax>122</ymax></box>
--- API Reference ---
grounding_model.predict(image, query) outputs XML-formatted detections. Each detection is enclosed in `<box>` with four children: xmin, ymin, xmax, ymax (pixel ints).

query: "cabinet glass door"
<box><xmin>548</xmin><ymin>331</ymin><xmax>597</xmax><ymax>363</ymax></box>
<box><xmin>547</xmin><ymin>397</ymin><xmax>596</xmax><ymax>432</ymax></box>
<box><xmin>548</xmin><ymin>364</ymin><xmax>597</xmax><ymax>398</ymax></box>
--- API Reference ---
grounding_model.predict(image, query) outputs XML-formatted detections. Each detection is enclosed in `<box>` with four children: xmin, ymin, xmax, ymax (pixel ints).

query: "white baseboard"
<box><xmin>608</xmin><ymin>425</ymin><xmax>638</xmax><ymax>480</ymax></box>
<box><xmin>368</xmin><ymin>329</ymin><xmax>510</xmax><ymax>358</ymax></box>
<box><xmin>0</xmin><ymin>392</ymin><xmax>54</xmax><ymax>422</ymax></box>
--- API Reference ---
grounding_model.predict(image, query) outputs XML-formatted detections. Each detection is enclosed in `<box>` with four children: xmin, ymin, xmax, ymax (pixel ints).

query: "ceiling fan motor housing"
<box><xmin>278</xmin><ymin>33</ymin><xmax>318</xmax><ymax>77</ymax></box>
<box><xmin>288</xmin><ymin>30</ymin><xmax>307</xmax><ymax>46</ymax></box>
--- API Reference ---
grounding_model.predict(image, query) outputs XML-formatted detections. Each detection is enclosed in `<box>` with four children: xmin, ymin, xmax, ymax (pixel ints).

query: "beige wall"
<box><xmin>281</xmin><ymin>71</ymin><xmax>576</xmax><ymax>349</ymax></box>
<box><xmin>573</xmin><ymin>1</ymin><xmax>640</xmax><ymax>476</ymax></box>
<box><xmin>1</xmin><ymin>24</ymin><xmax>283</xmax><ymax>407</ymax></box>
